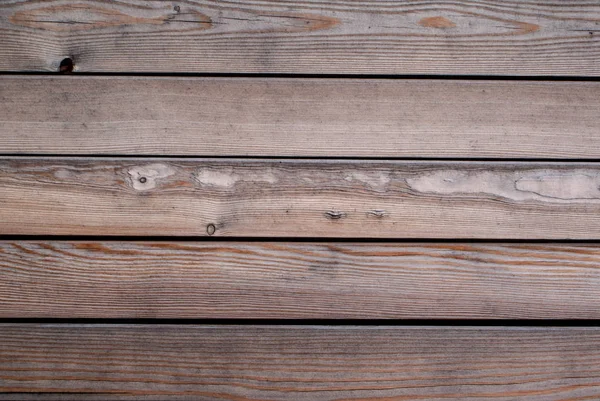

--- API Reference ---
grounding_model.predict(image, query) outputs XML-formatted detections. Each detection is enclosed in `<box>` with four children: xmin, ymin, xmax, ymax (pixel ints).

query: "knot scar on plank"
<box><xmin>324</xmin><ymin>210</ymin><xmax>346</xmax><ymax>220</ymax></box>
<box><xmin>59</xmin><ymin>57</ymin><xmax>74</xmax><ymax>73</ymax></box>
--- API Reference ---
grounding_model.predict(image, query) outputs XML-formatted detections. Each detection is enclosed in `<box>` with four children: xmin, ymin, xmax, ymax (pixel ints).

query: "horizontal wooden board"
<box><xmin>3</xmin><ymin>241</ymin><xmax>600</xmax><ymax>319</ymax></box>
<box><xmin>2</xmin><ymin>325</ymin><xmax>600</xmax><ymax>400</ymax></box>
<box><xmin>2</xmin><ymin>76</ymin><xmax>600</xmax><ymax>158</ymax></box>
<box><xmin>1</xmin><ymin>1</ymin><xmax>600</xmax><ymax>75</ymax></box>
<box><xmin>4</xmin><ymin>159</ymin><xmax>600</xmax><ymax>238</ymax></box>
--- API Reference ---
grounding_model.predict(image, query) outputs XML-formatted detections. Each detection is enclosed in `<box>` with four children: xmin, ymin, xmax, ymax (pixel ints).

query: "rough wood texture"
<box><xmin>2</xmin><ymin>325</ymin><xmax>600</xmax><ymax>400</ymax></box>
<box><xmin>3</xmin><ymin>241</ymin><xmax>600</xmax><ymax>319</ymax></box>
<box><xmin>1</xmin><ymin>1</ymin><xmax>600</xmax><ymax>75</ymax></box>
<box><xmin>2</xmin><ymin>76</ymin><xmax>600</xmax><ymax>158</ymax></box>
<box><xmin>4</xmin><ymin>159</ymin><xmax>600</xmax><ymax>238</ymax></box>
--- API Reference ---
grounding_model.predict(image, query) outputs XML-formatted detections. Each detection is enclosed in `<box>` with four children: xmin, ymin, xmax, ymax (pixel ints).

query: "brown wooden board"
<box><xmin>2</xmin><ymin>325</ymin><xmax>600</xmax><ymax>400</ymax></box>
<box><xmin>1</xmin><ymin>1</ymin><xmax>600</xmax><ymax>75</ymax></box>
<box><xmin>2</xmin><ymin>76</ymin><xmax>599</xmax><ymax>158</ymax></box>
<box><xmin>4</xmin><ymin>159</ymin><xmax>600</xmax><ymax>238</ymax></box>
<box><xmin>2</xmin><ymin>241</ymin><xmax>600</xmax><ymax>319</ymax></box>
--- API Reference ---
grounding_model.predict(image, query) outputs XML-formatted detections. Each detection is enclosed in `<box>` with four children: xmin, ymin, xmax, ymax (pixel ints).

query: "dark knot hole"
<box><xmin>59</xmin><ymin>57</ymin><xmax>74</xmax><ymax>73</ymax></box>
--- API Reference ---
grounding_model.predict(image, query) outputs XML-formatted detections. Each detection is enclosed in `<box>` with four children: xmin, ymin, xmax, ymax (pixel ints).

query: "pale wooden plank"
<box><xmin>2</xmin><ymin>325</ymin><xmax>600</xmax><ymax>400</ymax></box>
<box><xmin>2</xmin><ymin>241</ymin><xmax>600</xmax><ymax>319</ymax></box>
<box><xmin>2</xmin><ymin>76</ymin><xmax>599</xmax><ymax>158</ymax></box>
<box><xmin>4</xmin><ymin>159</ymin><xmax>600</xmax><ymax>238</ymax></box>
<box><xmin>1</xmin><ymin>1</ymin><xmax>600</xmax><ymax>75</ymax></box>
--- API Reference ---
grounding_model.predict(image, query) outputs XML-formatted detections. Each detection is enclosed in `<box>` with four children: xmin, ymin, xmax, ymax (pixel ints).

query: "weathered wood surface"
<box><xmin>2</xmin><ymin>325</ymin><xmax>600</xmax><ymax>400</ymax></box>
<box><xmin>2</xmin><ymin>76</ymin><xmax>600</xmax><ymax>158</ymax></box>
<box><xmin>4</xmin><ymin>159</ymin><xmax>600</xmax><ymax>238</ymax></box>
<box><xmin>1</xmin><ymin>1</ymin><xmax>600</xmax><ymax>75</ymax></box>
<box><xmin>3</xmin><ymin>241</ymin><xmax>600</xmax><ymax>319</ymax></box>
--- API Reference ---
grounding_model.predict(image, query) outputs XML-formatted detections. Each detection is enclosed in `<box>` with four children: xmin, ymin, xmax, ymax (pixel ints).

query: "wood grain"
<box><xmin>3</xmin><ymin>241</ymin><xmax>600</xmax><ymax>319</ymax></box>
<box><xmin>5</xmin><ymin>159</ymin><xmax>600</xmax><ymax>238</ymax></box>
<box><xmin>1</xmin><ymin>0</ymin><xmax>600</xmax><ymax>75</ymax></box>
<box><xmin>2</xmin><ymin>76</ymin><xmax>600</xmax><ymax>158</ymax></box>
<box><xmin>2</xmin><ymin>325</ymin><xmax>600</xmax><ymax>400</ymax></box>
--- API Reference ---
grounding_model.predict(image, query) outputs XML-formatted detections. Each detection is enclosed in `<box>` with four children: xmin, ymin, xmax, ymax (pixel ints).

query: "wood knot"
<box><xmin>367</xmin><ymin>210</ymin><xmax>387</xmax><ymax>218</ymax></box>
<box><xmin>127</xmin><ymin>163</ymin><xmax>176</xmax><ymax>191</ymax></box>
<box><xmin>59</xmin><ymin>57</ymin><xmax>74</xmax><ymax>73</ymax></box>
<box><xmin>206</xmin><ymin>224</ymin><xmax>216</xmax><ymax>235</ymax></box>
<box><xmin>324</xmin><ymin>210</ymin><xmax>346</xmax><ymax>220</ymax></box>
<box><xmin>419</xmin><ymin>16</ymin><xmax>456</xmax><ymax>29</ymax></box>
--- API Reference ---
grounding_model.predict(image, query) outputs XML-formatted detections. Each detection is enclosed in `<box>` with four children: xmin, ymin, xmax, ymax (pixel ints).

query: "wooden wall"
<box><xmin>1</xmin><ymin>1</ymin><xmax>600</xmax><ymax>399</ymax></box>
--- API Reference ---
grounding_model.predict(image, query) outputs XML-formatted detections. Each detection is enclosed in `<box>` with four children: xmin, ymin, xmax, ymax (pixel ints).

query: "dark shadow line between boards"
<box><xmin>2</xmin><ymin>236</ymin><xmax>600</xmax><ymax>243</ymax></box>
<box><xmin>2</xmin><ymin>71</ymin><xmax>600</xmax><ymax>82</ymax></box>
<box><xmin>1</xmin><ymin>318</ymin><xmax>600</xmax><ymax>327</ymax></box>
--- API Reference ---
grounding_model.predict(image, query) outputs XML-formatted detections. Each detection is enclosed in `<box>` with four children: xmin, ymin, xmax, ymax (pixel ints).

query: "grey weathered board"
<box><xmin>2</xmin><ymin>241</ymin><xmax>600</xmax><ymax>319</ymax></box>
<box><xmin>2</xmin><ymin>325</ymin><xmax>600</xmax><ymax>400</ymax></box>
<box><xmin>1</xmin><ymin>1</ymin><xmax>600</xmax><ymax>75</ymax></box>
<box><xmin>2</xmin><ymin>76</ymin><xmax>599</xmax><ymax>158</ymax></box>
<box><xmin>2</xmin><ymin>2</ymin><xmax>599</xmax><ymax>399</ymax></box>
<box><xmin>3</xmin><ymin>159</ymin><xmax>600</xmax><ymax>238</ymax></box>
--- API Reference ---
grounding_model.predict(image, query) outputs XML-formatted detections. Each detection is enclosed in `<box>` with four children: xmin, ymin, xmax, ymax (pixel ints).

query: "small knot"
<box><xmin>59</xmin><ymin>57</ymin><xmax>74</xmax><ymax>73</ymax></box>
<box><xmin>324</xmin><ymin>210</ymin><xmax>346</xmax><ymax>220</ymax></box>
<box><xmin>367</xmin><ymin>210</ymin><xmax>387</xmax><ymax>218</ymax></box>
<box><xmin>139</xmin><ymin>177</ymin><xmax>147</xmax><ymax>184</ymax></box>
<box><xmin>206</xmin><ymin>223</ymin><xmax>216</xmax><ymax>235</ymax></box>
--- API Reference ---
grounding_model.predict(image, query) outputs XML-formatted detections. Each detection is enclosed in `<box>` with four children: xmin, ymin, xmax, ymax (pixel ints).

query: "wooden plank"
<box><xmin>4</xmin><ymin>159</ymin><xmax>600</xmax><ymax>238</ymax></box>
<box><xmin>1</xmin><ymin>1</ymin><xmax>600</xmax><ymax>75</ymax></box>
<box><xmin>2</xmin><ymin>76</ymin><xmax>600</xmax><ymax>158</ymax></box>
<box><xmin>3</xmin><ymin>241</ymin><xmax>600</xmax><ymax>319</ymax></box>
<box><xmin>2</xmin><ymin>325</ymin><xmax>600</xmax><ymax>400</ymax></box>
